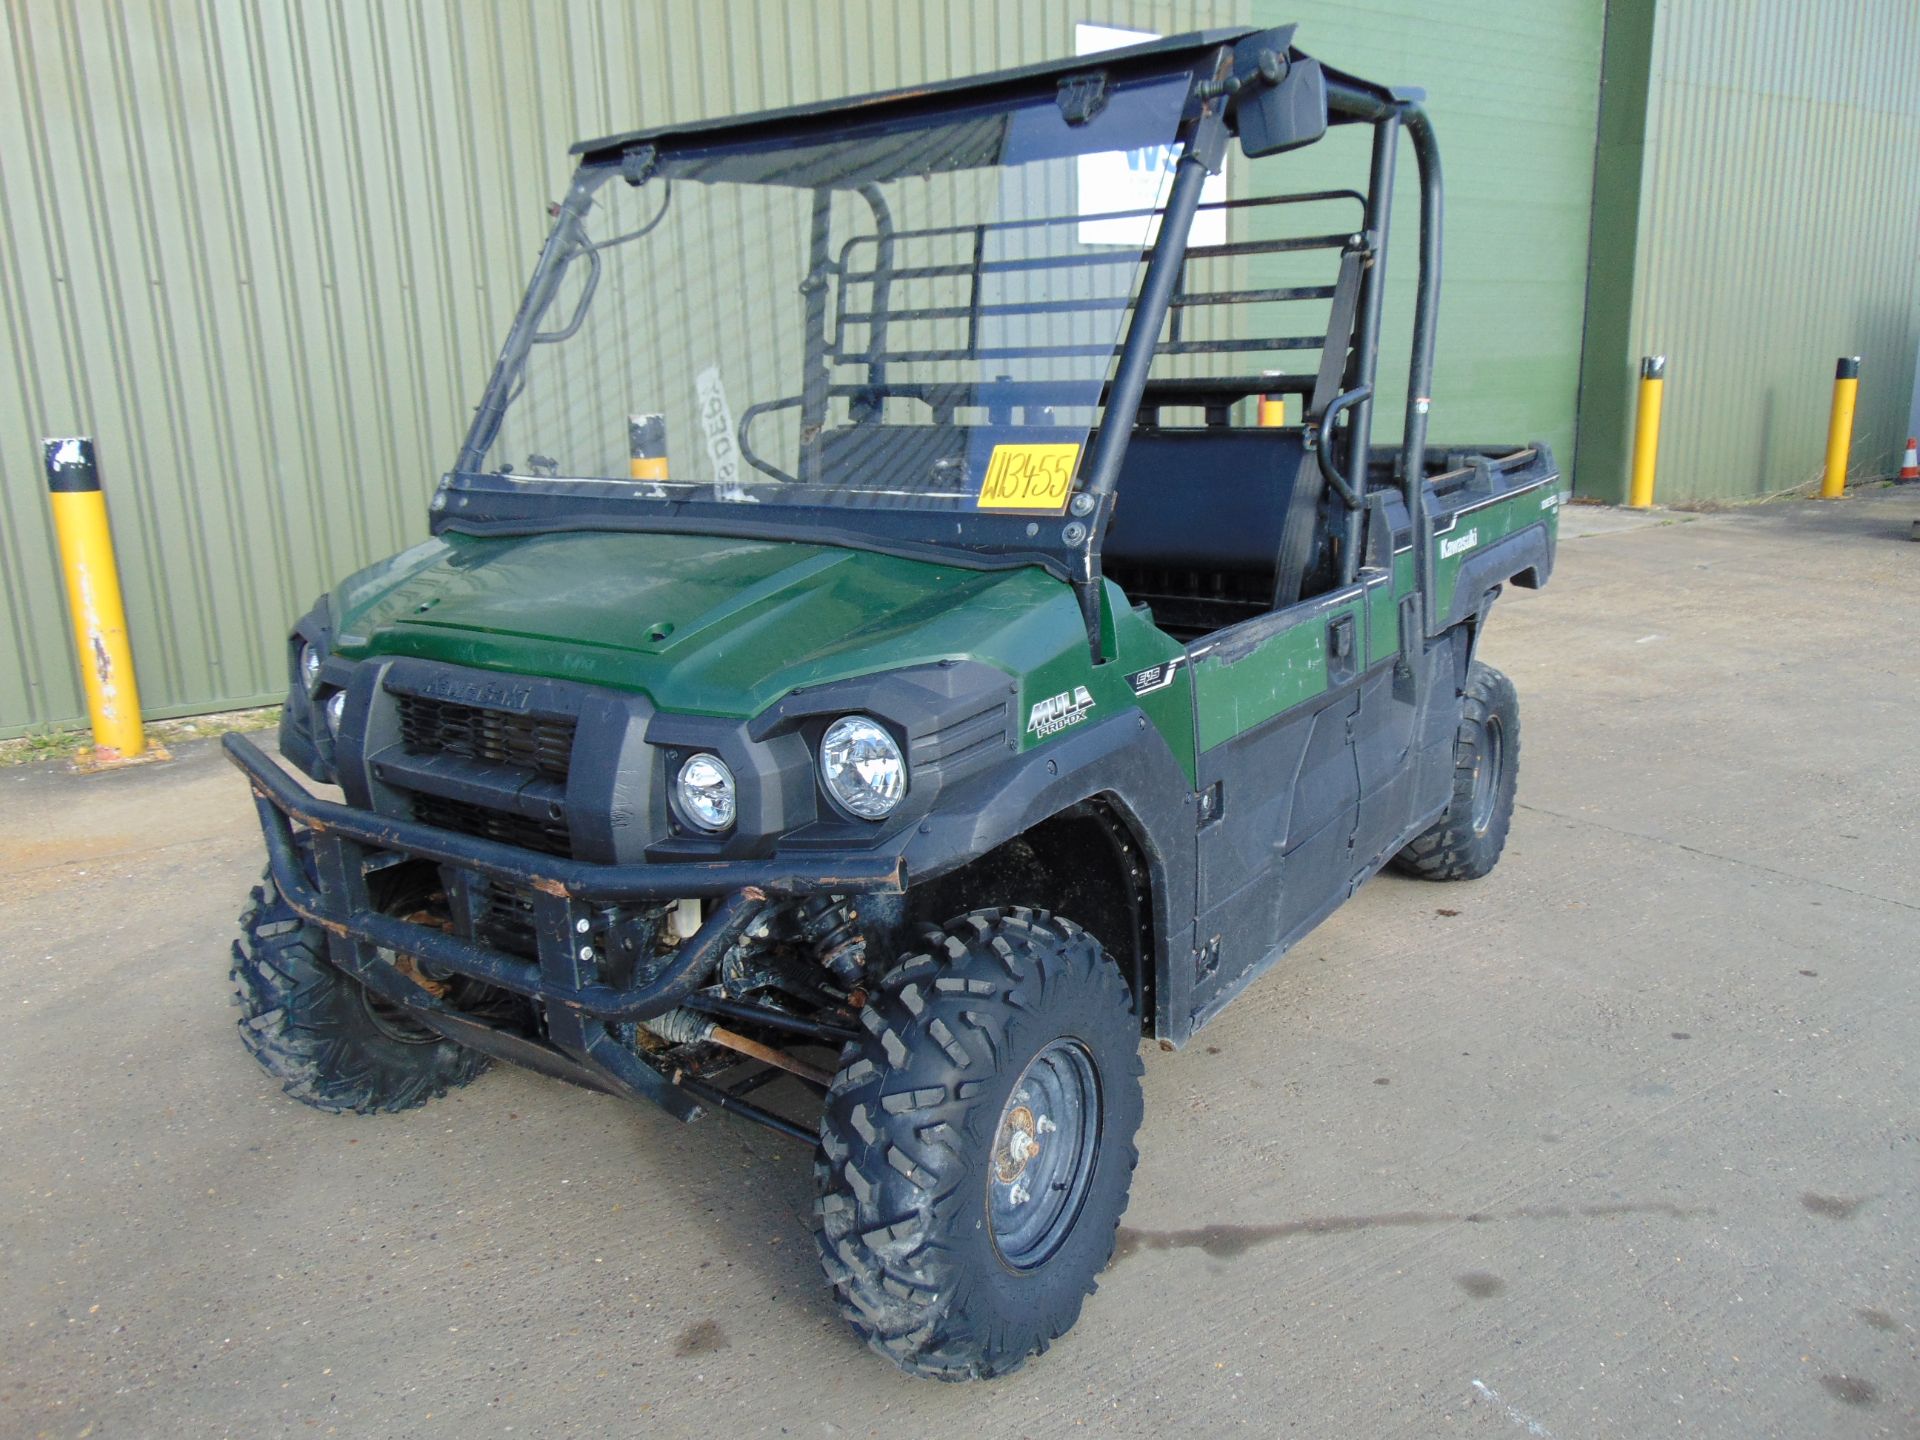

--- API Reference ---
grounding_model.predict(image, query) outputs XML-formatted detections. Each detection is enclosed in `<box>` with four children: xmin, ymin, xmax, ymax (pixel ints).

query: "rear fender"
<box><xmin>1440</xmin><ymin>525</ymin><xmax>1553</xmax><ymax>632</ymax></box>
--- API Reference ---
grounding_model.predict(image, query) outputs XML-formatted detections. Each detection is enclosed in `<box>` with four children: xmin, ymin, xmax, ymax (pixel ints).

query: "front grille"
<box><xmin>472</xmin><ymin>879</ymin><xmax>538</xmax><ymax>957</ymax></box>
<box><xmin>396</xmin><ymin>693</ymin><xmax>575</xmax><ymax>783</ymax></box>
<box><xmin>411</xmin><ymin>793</ymin><xmax>572</xmax><ymax>857</ymax></box>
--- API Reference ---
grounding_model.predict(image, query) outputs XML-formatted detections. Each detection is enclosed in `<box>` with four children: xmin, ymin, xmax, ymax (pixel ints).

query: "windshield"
<box><xmin>455</xmin><ymin>72</ymin><xmax>1193</xmax><ymax>523</ymax></box>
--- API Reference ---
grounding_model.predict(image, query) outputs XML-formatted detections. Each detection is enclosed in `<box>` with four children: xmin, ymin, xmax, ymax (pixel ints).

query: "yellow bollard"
<box><xmin>1819</xmin><ymin>356</ymin><xmax>1860</xmax><ymax>499</ymax></box>
<box><xmin>1257</xmin><ymin>371</ymin><xmax>1287</xmax><ymax>428</ymax></box>
<box><xmin>43</xmin><ymin>437</ymin><xmax>163</xmax><ymax>767</ymax></box>
<box><xmin>628</xmin><ymin>413</ymin><xmax>668</xmax><ymax>481</ymax></box>
<box><xmin>1628</xmin><ymin>354</ymin><xmax>1665</xmax><ymax>509</ymax></box>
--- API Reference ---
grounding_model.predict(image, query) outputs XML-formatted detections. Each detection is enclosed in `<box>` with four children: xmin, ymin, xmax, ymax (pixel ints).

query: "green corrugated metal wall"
<box><xmin>1578</xmin><ymin>0</ymin><xmax>1920</xmax><ymax>503</ymax></box>
<box><xmin>24</xmin><ymin>1</ymin><xmax>1902</xmax><ymax>734</ymax></box>
<box><xmin>0</xmin><ymin>0</ymin><xmax>1253</xmax><ymax>739</ymax></box>
<box><xmin>1248</xmin><ymin>1</ymin><xmax>1606</xmax><ymax>472</ymax></box>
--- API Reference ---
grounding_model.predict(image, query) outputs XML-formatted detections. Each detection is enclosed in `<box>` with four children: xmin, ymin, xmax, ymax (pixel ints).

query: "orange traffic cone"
<box><xmin>1900</xmin><ymin>437</ymin><xmax>1919</xmax><ymax>483</ymax></box>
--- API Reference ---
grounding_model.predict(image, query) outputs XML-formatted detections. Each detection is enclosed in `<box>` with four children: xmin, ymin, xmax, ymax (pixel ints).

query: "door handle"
<box><xmin>1327</xmin><ymin>613</ymin><xmax>1357</xmax><ymax>684</ymax></box>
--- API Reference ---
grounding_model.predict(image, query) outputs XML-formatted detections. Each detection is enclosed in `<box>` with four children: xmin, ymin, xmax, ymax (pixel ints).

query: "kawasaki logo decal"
<box><xmin>1027</xmin><ymin>686</ymin><xmax>1096</xmax><ymax>738</ymax></box>
<box><xmin>416</xmin><ymin>676</ymin><xmax>533</xmax><ymax>710</ymax></box>
<box><xmin>1439</xmin><ymin>527</ymin><xmax>1480</xmax><ymax>559</ymax></box>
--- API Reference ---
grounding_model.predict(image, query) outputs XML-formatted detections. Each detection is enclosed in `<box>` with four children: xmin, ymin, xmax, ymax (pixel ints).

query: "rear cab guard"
<box><xmin>228</xmin><ymin>732</ymin><xmax>901</xmax><ymax>1133</ymax></box>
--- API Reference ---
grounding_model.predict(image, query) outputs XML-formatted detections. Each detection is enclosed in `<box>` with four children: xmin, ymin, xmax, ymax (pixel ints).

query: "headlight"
<box><xmin>324</xmin><ymin>690</ymin><xmax>347</xmax><ymax>736</ymax></box>
<box><xmin>674</xmin><ymin>753</ymin><xmax>736</xmax><ymax>832</ymax></box>
<box><xmin>299</xmin><ymin>642</ymin><xmax>323</xmax><ymax>693</ymax></box>
<box><xmin>819</xmin><ymin>715</ymin><xmax>906</xmax><ymax>820</ymax></box>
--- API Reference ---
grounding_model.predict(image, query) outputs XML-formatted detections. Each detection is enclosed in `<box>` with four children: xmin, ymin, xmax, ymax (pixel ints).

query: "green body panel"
<box><xmin>1427</xmin><ymin>479</ymin><xmax>1566</xmax><ymax>623</ymax></box>
<box><xmin>326</xmin><ymin>479</ymin><xmax>1562</xmax><ymax>800</ymax></box>
<box><xmin>1187</xmin><ymin>465</ymin><xmax>1561</xmax><ymax>757</ymax></box>
<box><xmin>1017</xmin><ymin>588</ymin><xmax>1194</xmax><ymax>784</ymax></box>
<box><xmin>1190</xmin><ymin>590</ymin><xmax>1366</xmax><ymax>753</ymax></box>
<box><xmin>331</xmin><ymin>530</ymin><xmax>1201</xmax><ymax>786</ymax></box>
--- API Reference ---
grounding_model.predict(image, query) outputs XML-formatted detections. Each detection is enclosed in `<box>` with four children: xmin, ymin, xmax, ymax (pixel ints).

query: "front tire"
<box><xmin>231</xmin><ymin>868</ymin><xmax>489</xmax><ymax>1114</ymax></box>
<box><xmin>814</xmin><ymin>908</ymin><xmax>1144</xmax><ymax>1381</ymax></box>
<box><xmin>1392</xmin><ymin>658</ymin><xmax>1519</xmax><ymax>881</ymax></box>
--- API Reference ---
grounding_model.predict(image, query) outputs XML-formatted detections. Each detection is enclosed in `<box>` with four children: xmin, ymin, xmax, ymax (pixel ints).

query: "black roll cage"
<box><xmin>440</xmin><ymin>25</ymin><xmax>1443</xmax><ymax>660</ymax></box>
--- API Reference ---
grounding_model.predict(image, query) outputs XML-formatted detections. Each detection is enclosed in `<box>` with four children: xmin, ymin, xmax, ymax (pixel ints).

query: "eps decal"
<box><xmin>1124</xmin><ymin>655</ymin><xmax>1186</xmax><ymax>696</ymax></box>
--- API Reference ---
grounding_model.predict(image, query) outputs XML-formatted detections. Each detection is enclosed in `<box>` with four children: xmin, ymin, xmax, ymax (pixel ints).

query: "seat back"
<box><xmin>1102</xmin><ymin>429</ymin><xmax>1307</xmax><ymax>575</ymax></box>
<box><xmin>807</xmin><ymin>423</ymin><xmax>1319</xmax><ymax>625</ymax></box>
<box><xmin>1098</xmin><ymin>428</ymin><xmax>1316</xmax><ymax>637</ymax></box>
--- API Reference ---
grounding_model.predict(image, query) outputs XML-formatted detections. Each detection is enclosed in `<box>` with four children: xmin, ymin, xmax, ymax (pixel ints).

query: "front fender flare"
<box><xmin>897</xmin><ymin>710</ymin><xmax>1196</xmax><ymax>1041</ymax></box>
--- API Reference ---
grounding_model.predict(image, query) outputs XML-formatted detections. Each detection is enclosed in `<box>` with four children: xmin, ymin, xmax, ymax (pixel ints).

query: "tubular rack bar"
<box><xmin>841</xmin><ymin>187</ymin><xmax>1363</xmax><ymax>251</ymax></box>
<box><xmin>840</xmin><ymin>336</ymin><xmax>1329</xmax><ymax>365</ymax></box>
<box><xmin>838</xmin><ymin>284</ymin><xmax>1336</xmax><ymax>327</ymax></box>
<box><xmin>840</xmin><ymin>230</ymin><xmax>1356</xmax><ymax>285</ymax></box>
<box><xmin>829</xmin><ymin>189</ymin><xmax>1368</xmax><ymax>373</ymax></box>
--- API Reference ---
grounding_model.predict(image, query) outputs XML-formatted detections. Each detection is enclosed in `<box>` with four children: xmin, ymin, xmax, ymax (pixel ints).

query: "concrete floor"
<box><xmin>2</xmin><ymin>489</ymin><xmax>1916</xmax><ymax>1439</ymax></box>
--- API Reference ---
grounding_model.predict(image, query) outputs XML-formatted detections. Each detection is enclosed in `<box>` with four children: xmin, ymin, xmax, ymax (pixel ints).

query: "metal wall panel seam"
<box><xmin>0</xmin><ymin>7</ymin><xmax>77</xmax><ymax>728</ymax></box>
<box><xmin>196</xmin><ymin>0</ymin><xmax>306</xmax><ymax>672</ymax></box>
<box><xmin>153</xmin><ymin>0</ymin><xmax>273</xmax><ymax>698</ymax></box>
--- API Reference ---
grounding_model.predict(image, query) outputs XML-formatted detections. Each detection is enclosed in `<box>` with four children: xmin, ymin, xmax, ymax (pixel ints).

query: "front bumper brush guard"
<box><xmin>224</xmin><ymin>733</ymin><xmax>901</xmax><ymax>1135</ymax></box>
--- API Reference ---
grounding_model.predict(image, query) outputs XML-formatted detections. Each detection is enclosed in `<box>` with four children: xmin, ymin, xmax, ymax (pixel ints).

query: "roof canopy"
<box><xmin>570</xmin><ymin>26</ymin><xmax>1413</xmax><ymax>171</ymax></box>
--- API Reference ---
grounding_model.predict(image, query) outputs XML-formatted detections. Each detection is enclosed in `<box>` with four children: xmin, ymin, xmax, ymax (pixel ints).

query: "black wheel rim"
<box><xmin>358</xmin><ymin>979</ymin><xmax>442</xmax><ymax>1045</ymax></box>
<box><xmin>1470</xmin><ymin>714</ymin><xmax>1505</xmax><ymax>835</ymax></box>
<box><xmin>986</xmin><ymin>1039</ymin><xmax>1101</xmax><ymax>1271</ymax></box>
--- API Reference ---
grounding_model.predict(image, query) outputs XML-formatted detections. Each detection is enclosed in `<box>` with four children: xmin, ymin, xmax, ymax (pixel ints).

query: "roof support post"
<box><xmin>1398</xmin><ymin>102</ymin><xmax>1441</xmax><ymax>511</ymax></box>
<box><xmin>1398</xmin><ymin>102</ymin><xmax>1443</xmax><ymax>628</ymax></box>
<box><xmin>799</xmin><ymin>187</ymin><xmax>835</xmax><ymax>483</ymax></box>
<box><xmin>1075</xmin><ymin>91</ymin><xmax>1232</xmax><ymax>660</ymax></box>
<box><xmin>1339</xmin><ymin>114</ymin><xmax>1399</xmax><ymax>581</ymax></box>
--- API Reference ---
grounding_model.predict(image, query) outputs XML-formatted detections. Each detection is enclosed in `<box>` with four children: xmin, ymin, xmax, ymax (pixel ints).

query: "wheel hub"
<box><xmin>987</xmin><ymin>1040</ymin><xmax>1100</xmax><ymax>1269</ymax></box>
<box><xmin>993</xmin><ymin>1104</ymin><xmax>1039</xmax><ymax>1184</ymax></box>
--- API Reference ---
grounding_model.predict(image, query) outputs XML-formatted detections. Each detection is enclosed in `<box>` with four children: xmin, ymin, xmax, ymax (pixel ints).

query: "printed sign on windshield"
<box><xmin>976</xmin><ymin>442</ymin><xmax>1082</xmax><ymax>514</ymax></box>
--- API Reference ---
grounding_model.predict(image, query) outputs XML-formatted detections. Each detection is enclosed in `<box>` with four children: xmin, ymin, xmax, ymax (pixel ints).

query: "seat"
<box><xmin>808</xmin><ymin>422</ymin><xmax>1323</xmax><ymax>638</ymax></box>
<box><xmin>1102</xmin><ymin>429</ymin><xmax>1313</xmax><ymax>637</ymax></box>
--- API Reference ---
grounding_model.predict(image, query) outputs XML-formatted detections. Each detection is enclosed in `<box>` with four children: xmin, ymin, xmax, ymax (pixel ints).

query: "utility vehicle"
<box><xmin>227</xmin><ymin>26</ymin><xmax>1563</xmax><ymax>1380</ymax></box>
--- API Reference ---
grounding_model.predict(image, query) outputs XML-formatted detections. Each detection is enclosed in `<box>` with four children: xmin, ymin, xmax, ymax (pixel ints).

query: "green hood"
<box><xmin>331</xmin><ymin>530</ymin><xmax>1076</xmax><ymax>718</ymax></box>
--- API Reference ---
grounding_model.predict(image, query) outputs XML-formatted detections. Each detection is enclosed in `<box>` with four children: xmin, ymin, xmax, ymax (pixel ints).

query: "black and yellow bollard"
<box><xmin>43</xmin><ymin>437</ymin><xmax>164</xmax><ymax>768</ymax></box>
<box><xmin>628</xmin><ymin>413</ymin><xmax>668</xmax><ymax>482</ymax></box>
<box><xmin>1820</xmin><ymin>357</ymin><xmax>1860</xmax><ymax>500</ymax></box>
<box><xmin>1628</xmin><ymin>355</ymin><xmax>1665</xmax><ymax>509</ymax></box>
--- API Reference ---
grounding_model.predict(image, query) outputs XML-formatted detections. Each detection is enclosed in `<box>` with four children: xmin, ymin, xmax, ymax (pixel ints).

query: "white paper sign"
<box><xmin>1074</xmin><ymin>23</ymin><xmax>1227</xmax><ymax>248</ymax></box>
<box><xmin>694</xmin><ymin>365</ymin><xmax>754</xmax><ymax>501</ymax></box>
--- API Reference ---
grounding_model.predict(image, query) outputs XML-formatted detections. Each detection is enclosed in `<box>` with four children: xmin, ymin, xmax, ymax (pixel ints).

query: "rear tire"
<box><xmin>231</xmin><ymin>867</ymin><xmax>489</xmax><ymax>1114</ymax></box>
<box><xmin>1392</xmin><ymin>659</ymin><xmax>1519</xmax><ymax>881</ymax></box>
<box><xmin>814</xmin><ymin>907</ymin><xmax>1144</xmax><ymax>1381</ymax></box>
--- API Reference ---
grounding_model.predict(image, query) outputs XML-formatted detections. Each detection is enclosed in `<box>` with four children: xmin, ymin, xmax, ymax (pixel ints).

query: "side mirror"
<box><xmin>1231</xmin><ymin>53</ymin><xmax>1328</xmax><ymax>158</ymax></box>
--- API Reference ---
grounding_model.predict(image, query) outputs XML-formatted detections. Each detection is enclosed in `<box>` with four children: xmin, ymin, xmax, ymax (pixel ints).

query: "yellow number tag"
<box><xmin>976</xmin><ymin>442</ymin><xmax>1082</xmax><ymax>514</ymax></box>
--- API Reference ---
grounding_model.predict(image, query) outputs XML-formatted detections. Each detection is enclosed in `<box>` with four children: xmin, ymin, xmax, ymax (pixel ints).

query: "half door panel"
<box><xmin>1187</xmin><ymin>585</ymin><xmax>1365</xmax><ymax>1028</ymax></box>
